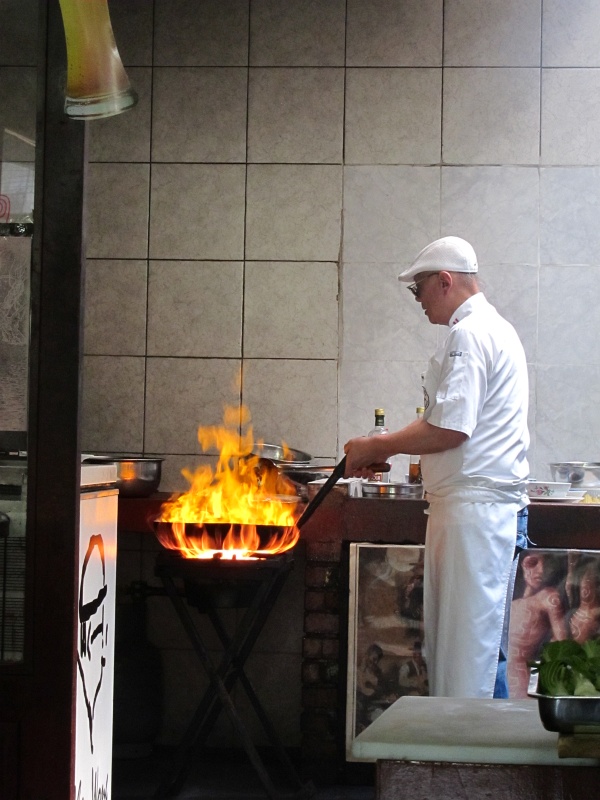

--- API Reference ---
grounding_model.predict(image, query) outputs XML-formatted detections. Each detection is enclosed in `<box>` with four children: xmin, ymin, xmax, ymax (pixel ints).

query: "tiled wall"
<box><xmin>76</xmin><ymin>0</ymin><xmax>600</xmax><ymax>750</ymax></box>
<box><xmin>82</xmin><ymin>0</ymin><xmax>600</xmax><ymax>490</ymax></box>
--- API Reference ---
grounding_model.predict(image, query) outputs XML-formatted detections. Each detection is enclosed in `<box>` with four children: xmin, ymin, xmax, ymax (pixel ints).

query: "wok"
<box><xmin>153</xmin><ymin>456</ymin><xmax>389</xmax><ymax>552</ymax></box>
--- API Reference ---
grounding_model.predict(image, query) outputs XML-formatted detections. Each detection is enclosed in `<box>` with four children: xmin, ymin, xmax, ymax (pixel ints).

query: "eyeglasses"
<box><xmin>407</xmin><ymin>273</ymin><xmax>437</xmax><ymax>299</ymax></box>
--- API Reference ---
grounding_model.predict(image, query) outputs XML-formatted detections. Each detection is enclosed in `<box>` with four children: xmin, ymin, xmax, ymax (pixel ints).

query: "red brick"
<box><xmin>304</xmin><ymin>565</ymin><xmax>331</xmax><ymax>588</ymax></box>
<box><xmin>304</xmin><ymin>590</ymin><xmax>326</xmax><ymax>611</ymax></box>
<box><xmin>302</xmin><ymin>661</ymin><xmax>321</xmax><ymax>684</ymax></box>
<box><xmin>302</xmin><ymin>638</ymin><xmax>323</xmax><ymax>658</ymax></box>
<box><xmin>302</xmin><ymin>685</ymin><xmax>339</xmax><ymax>709</ymax></box>
<box><xmin>304</xmin><ymin>612</ymin><xmax>339</xmax><ymax>636</ymax></box>
<box><xmin>321</xmin><ymin>639</ymin><xmax>339</xmax><ymax>659</ymax></box>
<box><xmin>305</xmin><ymin>540</ymin><xmax>342</xmax><ymax>563</ymax></box>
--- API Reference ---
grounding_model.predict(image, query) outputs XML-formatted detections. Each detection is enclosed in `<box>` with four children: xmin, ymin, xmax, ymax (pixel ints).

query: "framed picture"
<box><xmin>346</xmin><ymin>543</ymin><xmax>428</xmax><ymax>760</ymax></box>
<box><xmin>507</xmin><ymin>548</ymin><xmax>600</xmax><ymax>698</ymax></box>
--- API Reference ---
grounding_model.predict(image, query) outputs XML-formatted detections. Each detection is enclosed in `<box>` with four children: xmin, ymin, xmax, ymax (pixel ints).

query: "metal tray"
<box><xmin>528</xmin><ymin>675</ymin><xmax>600</xmax><ymax>733</ymax></box>
<box><xmin>360</xmin><ymin>481</ymin><xmax>424</xmax><ymax>499</ymax></box>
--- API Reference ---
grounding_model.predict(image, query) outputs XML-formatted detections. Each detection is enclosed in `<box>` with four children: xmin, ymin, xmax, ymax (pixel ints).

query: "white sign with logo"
<box><xmin>74</xmin><ymin>487</ymin><xmax>118</xmax><ymax>800</ymax></box>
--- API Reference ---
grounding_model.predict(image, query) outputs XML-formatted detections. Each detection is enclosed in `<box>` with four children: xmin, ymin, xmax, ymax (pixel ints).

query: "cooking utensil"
<box><xmin>549</xmin><ymin>462</ymin><xmax>600</xmax><ymax>488</ymax></box>
<box><xmin>529</xmin><ymin>674</ymin><xmax>600</xmax><ymax>733</ymax></box>
<box><xmin>361</xmin><ymin>481</ymin><xmax>424</xmax><ymax>499</ymax></box>
<box><xmin>83</xmin><ymin>456</ymin><xmax>163</xmax><ymax>497</ymax></box>
<box><xmin>296</xmin><ymin>456</ymin><xmax>348</xmax><ymax>529</ymax></box>
<box><xmin>251</xmin><ymin>443</ymin><xmax>312</xmax><ymax>465</ymax></box>
<box><xmin>296</xmin><ymin>456</ymin><xmax>391</xmax><ymax>527</ymax></box>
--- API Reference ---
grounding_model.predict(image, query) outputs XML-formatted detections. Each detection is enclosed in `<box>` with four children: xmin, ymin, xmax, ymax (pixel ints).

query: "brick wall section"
<box><xmin>301</xmin><ymin>540</ymin><xmax>343</xmax><ymax>768</ymax></box>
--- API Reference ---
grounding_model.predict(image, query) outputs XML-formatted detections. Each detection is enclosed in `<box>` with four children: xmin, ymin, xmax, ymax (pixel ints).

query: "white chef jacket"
<box><xmin>420</xmin><ymin>292</ymin><xmax>530</xmax><ymax>697</ymax></box>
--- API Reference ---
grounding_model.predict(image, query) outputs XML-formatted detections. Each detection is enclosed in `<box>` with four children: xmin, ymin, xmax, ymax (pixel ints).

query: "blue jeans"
<box><xmin>493</xmin><ymin>507</ymin><xmax>530</xmax><ymax>698</ymax></box>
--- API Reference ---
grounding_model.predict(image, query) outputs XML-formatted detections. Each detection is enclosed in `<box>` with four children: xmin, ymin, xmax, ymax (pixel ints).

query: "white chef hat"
<box><xmin>398</xmin><ymin>236</ymin><xmax>478</xmax><ymax>282</ymax></box>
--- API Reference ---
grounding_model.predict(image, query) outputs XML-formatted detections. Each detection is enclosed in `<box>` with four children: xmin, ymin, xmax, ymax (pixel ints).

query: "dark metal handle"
<box><xmin>296</xmin><ymin>457</ymin><xmax>347</xmax><ymax>530</ymax></box>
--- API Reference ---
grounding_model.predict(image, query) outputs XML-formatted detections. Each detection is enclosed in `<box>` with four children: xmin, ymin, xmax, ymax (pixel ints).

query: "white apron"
<box><xmin>423</xmin><ymin>493</ymin><xmax>518</xmax><ymax>697</ymax></box>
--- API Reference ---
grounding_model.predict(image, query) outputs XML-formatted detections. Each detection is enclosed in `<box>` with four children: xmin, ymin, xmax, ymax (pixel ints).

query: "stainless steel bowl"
<box><xmin>251</xmin><ymin>443</ymin><xmax>312</xmax><ymax>465</ymax></box>
<box><xmin>83</xmin><ymin>456</ymin><xmax>163</xmax><ymax>497</ymax></box>
<box><xmin>361</xmin><ymin>481</ymin><xmax>424</xmax><ymax>499</ymax></box>
<box><xmin>549</xmin><ymin>462</ymin><xmax>600</xmax><ymax>488</ymax></box>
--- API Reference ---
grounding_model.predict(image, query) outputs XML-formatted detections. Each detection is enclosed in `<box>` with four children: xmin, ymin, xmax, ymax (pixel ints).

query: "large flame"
<box><xmin>157</xmin><ymin>405</ymin><xmax>300</xmax><ymax>559</ymax></box>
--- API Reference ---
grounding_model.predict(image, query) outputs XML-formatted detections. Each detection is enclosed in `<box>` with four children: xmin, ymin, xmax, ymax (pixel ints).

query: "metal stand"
<box><xmin>154</xmin><ymin>552</ymin><xmax>315</xmax><ymax>800</ymax></box>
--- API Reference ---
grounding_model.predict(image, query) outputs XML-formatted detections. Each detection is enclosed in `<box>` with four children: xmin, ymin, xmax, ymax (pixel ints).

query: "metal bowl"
<box><xmin>251</xmin><ymin>443</ymin><xmax>312</xmax><ymax>465</ymax></box>
<box><xmin>83</xmin><ymin>456</ymin><xmax>163</xmax><ymax>497</ymax></box>
<box><xmin>360</xmin><ymin>481</ymin><xmax>424</xmax><ymax>499</ymax></box>
<box><xmin>549</xmin><ymin>462</ymin><xmax>600</xmax><ymax>488</ymax></box>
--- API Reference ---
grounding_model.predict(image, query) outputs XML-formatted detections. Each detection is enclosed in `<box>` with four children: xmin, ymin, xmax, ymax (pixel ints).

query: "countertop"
<box><xmin>118</xmin><ymin>492</ymin><xmax>600</xmax><ymax>550</ymax></box>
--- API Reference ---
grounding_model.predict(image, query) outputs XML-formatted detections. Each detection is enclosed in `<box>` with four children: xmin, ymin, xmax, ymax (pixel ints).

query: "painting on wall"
<box><xmin>346</xmin><ymin>543</ymin><xmax>428</xmax><ymax>760</ymax></box>
<box><xmin>507</xmin><ymin>548</ymin><xmax>600</xmax><ymax>699</ymax></box>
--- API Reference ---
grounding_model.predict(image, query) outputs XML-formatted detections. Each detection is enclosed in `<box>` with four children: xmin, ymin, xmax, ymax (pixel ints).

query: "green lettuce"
<box><xmin>529</xmin><ymin>638</ymin><xmax>600</xmax><ymax>697</ymax></box>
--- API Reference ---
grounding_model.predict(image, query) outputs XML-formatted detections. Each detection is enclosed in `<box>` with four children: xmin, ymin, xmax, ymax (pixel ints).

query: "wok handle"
<box><xmin>296</xmin><ymin>457</ymin><xmax>392</xmax><ymax>530</ymax></box>
<box><xmin>296</xmin><ymin>456</ymin><xmax>347</xmax><ymax>530</ymax></box>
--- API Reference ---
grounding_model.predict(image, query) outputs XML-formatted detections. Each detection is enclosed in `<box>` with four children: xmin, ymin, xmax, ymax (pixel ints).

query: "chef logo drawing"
<box><xmin>77</xmin><ymin>533</ymin><xmax>108</xmax><ymax>754</ymax></box>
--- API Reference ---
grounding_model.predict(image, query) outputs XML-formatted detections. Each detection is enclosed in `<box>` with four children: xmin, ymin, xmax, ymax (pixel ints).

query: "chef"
<box><xmin>344</xmin><ymin>236</ymin><xmax>530</xmax><ymax>697</ymax></box>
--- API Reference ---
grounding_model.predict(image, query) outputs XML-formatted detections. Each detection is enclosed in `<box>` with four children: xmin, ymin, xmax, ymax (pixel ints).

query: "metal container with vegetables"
<box><xmin>528</xmin><ymin>639</ymin><xmax>600</xmax><ymax>732</ymax></box>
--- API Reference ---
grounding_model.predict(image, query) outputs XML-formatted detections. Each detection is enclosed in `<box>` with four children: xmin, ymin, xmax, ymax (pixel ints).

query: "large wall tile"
<box><xmin>149</xmin><ymin>164</ymin><xmax>246</xmax><ymax>260</ymax></box>
<box><xmin>245</xmin><ymin>165</ymin><xmax>342</xmax><ymax>260</ymax></box>
<box><xmin>147</xmin><ymin>260</ymin><xmax>243</xmax><ymax>357</ymax></box>
<box><xmin>444</xmin><ymin>0</ymin><xmax>541</xmax><ymax>66</ymax></box>
<box><xmin>538</xmin><ymin>265</ymin><xmax>600</xmax><ymax>366</ymax></box>
<box><xmin>342</xmin><ymin>261</ymin><xmax>438</xmax><ymax>363</ymax></box>
<box><xmin>346</xmin><ymin>0</ymin><xmax>443</xmax><ymax>67</ymax></box>
<box><xmin>250</xmin><ymin>0</ymin><xmax>345</xmax><ymax>66</ymax></box>
<box><xmin>540</xmin><ymin>167</ymin><xmax>600</xmax><ymax>265</ymax></box>
<box><xmin>243</xmin><ymin>261</ymin><xmax>338</xmax><ymax>359</ymax></box>
<box><xmin>248</xmin><ymin>68</ymin><xmax>343</xmax><ymax>163</ymax></box>
<box><xmin>541</xmin><ymin>69</ymin><xmax>600</xmax><ymax>165</ymax></box>
<box><xmin>152</xmin><ymin>68</ymin><xmax>247</xmax><ymax>163</ymax></box>
<box><xmin>158</xmin><ymin>454</ymin><xmax>218</xmax><ymax>494</ymax></box>
<box><xmin>242</xmin><ymin>359</ymin><xmax>338</xmax><ymax>458</ymax></box>
<box><xmin>443</xmin><ymin>68</ymin><xmax>540</xmax><ymax>165</ymax></box>
<box><xmin>153</xmin><ymin>0</ymin><xmax>249</xmax><ymax>66</ymax></box>
<box><xmin>109</xmin><ymin>0</ymin><xmax>154</xmax><ymax>66</ymax></box>
<box><xmin>345</xmin><ymin>69</ymin><xmax>442</xmax><ymax>165</ymax></box>
<box><xmin>441</xmin><ymin>167</ymin><xmax>539</xmax><ymax>266</ymax></box>
<box><xmin>81</xmin><ymin>355</ymin><xmax>146</xmax><ymax>452</ymax></box>
<box><xmin>543</xmin><ymin>0</ymin><xmax>600</xmax><ymax>67</ymax></box>
<box><xmin>83</xmin><ymin>259</ymin><xmax>148</xmax><ymax>355</ymax></box>
<box><xmin>87</xmin><ymin>68</ymin><xmax>152</xmax><ymax>163</ymax></box>
<box><xmin>535</xmin><ymin>364</ymin><xmax>600</xmax><ymax>468</ymax></box>
<box><xmin>0</xmin><ymin>0</ymin><xmax>37</xmax><ymax>65</ymax></box>
<box><xmin>476</xmin><ymin>263</ymin><xmax>538</xmax><ymax>363</ymax></box>
<box><xmin>342</xmin><ymin>166</ymin><xmax>441</xmax><ymax>263</ymax></box>
<box><xmin>338</xmin><ymin>358</ymin><xmax>427</xmax><ymax>479</ymax></box>
<box><xmin>0</xmin><ymin>67</ymin><xmax>36</xmax><ymax>162</ymax></box>
<box><xmin>144</xmin><ymin>357</ymin><xmax>241</xmax><ymax>454</ymax></box>
<box><xmin>86</xmin><ymin>163</ymin><xmax>150</xmax><ymax>259</ymax></box>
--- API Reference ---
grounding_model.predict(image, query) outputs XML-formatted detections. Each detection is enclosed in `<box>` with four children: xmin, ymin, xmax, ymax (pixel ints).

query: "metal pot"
<box><xmin>83</xmin><ymin>456</ymin><xmax>163</xmax><ymax>497</ymax></box>
<box><xmin>549</xmin><ymin>462</ymin><xmax>600</xmax><ymax>488</ymax></box>
<box><xmin>251</xmin><ymin>443</ymin><xmax>312</xmax><ymax>465</ymax></box>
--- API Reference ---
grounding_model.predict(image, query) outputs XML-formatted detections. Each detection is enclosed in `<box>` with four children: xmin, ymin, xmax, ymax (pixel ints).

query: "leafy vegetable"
<box><xmin>529</xmin><ymin>638</ymin><xmax>600</xmax><ymax>697</ymax></box>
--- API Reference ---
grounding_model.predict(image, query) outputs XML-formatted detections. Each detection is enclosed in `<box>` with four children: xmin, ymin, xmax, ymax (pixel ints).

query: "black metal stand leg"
<box><xmin>208</xmin><ymin>607</ymin><xmax>312</xmax><ymax>795</ymax></box>
<box><xmin>154</xmin><ymin>560</ymin><xmax>315</xmax><ymax>800</ymax></box>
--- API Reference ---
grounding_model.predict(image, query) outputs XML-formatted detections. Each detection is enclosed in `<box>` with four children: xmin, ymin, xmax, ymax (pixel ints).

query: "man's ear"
<box><xmin>438</xmin><ymin>270</ymin><xmax>452</xmax><ymax>289</ymax></box>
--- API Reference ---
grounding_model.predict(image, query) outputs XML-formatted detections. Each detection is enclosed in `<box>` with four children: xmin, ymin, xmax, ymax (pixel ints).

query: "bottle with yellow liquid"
<box><xmin>368</xmin><ymin>408</ymin><xmax>391</xmax><ymax>482</ymax></box>
<box><xmin>408</xmin><ymin>406</ymin><xmax>424</xmax><ymax>484</ymax></box>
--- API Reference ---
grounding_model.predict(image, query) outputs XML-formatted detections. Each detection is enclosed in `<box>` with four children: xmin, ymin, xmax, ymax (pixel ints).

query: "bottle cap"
<box><xmin>375</xmin><ymin>408</ymin><xmax>385</xmax><ymax>415</ymax></box>
<box><xmin>416</xmin><ymin>406</ymin><xmax>424</xmax><ymax>413</ymax></box>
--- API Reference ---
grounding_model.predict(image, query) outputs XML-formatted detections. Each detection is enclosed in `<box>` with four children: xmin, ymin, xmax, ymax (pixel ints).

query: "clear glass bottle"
<box><xmin>408</xmin><ymin>406</ymin><xmax>424</xmax><ymax>484</ymax></box>
<box><xmin>368</xmin><ymin>408</ymin><xmax>390</xmax><ymax>482</ymax></box>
